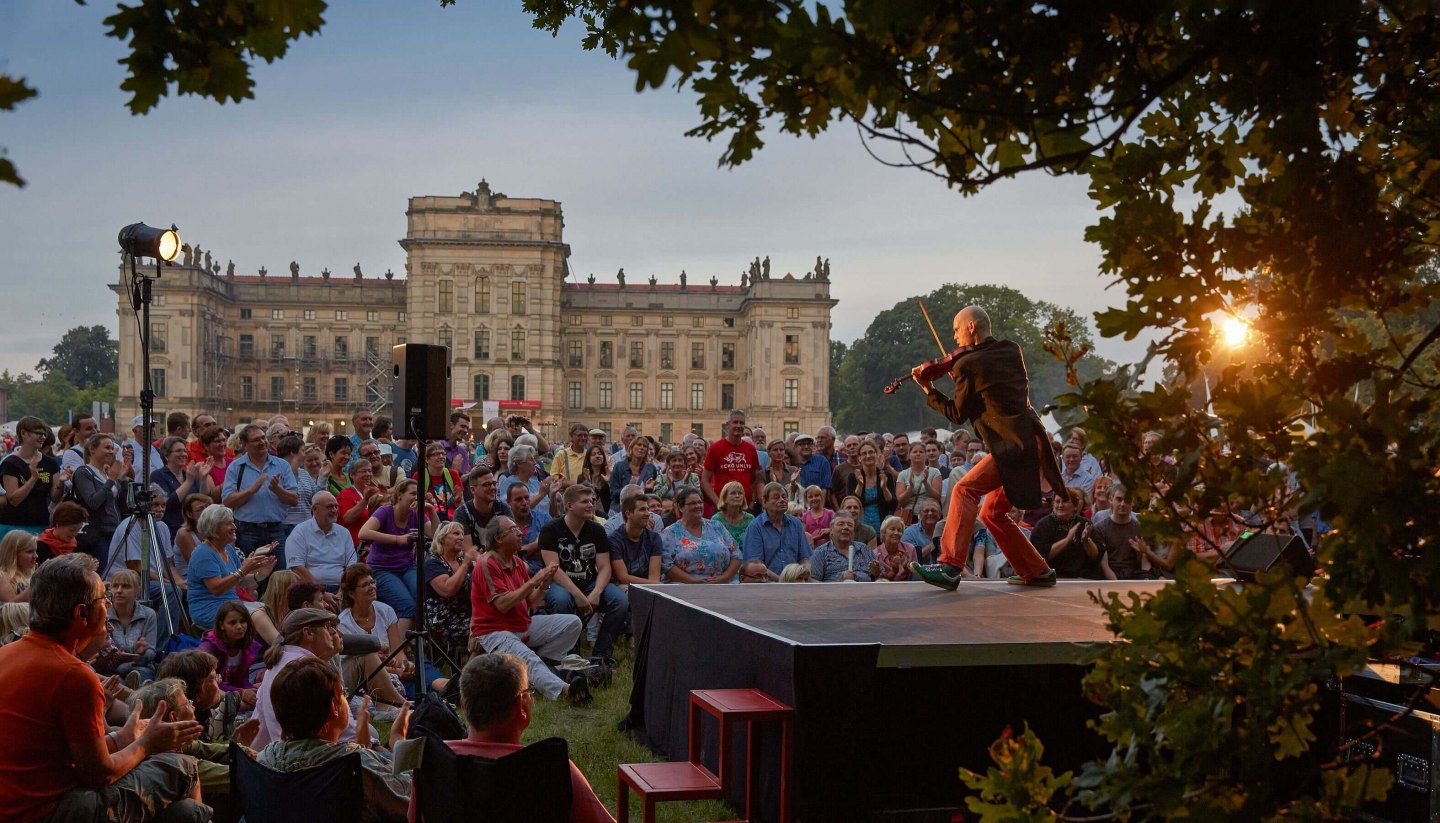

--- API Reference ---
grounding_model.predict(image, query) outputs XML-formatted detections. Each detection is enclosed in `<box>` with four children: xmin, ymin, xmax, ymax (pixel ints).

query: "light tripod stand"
<box><xmin>116</xmin><ymin>223</ymin><xmax>186</xmax><ymax>640</ymax></box>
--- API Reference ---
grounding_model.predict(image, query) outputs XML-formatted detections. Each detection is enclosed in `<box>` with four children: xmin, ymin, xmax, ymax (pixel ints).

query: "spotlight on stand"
<box><xmin>118</xmin><ymin>222</ymin><xmax>181</xmax><ymax>262</ymax></box>
<box><xmin>114</xmin><ymin>219</ymin><xmax>188</xmax><ymax>647</ymax></box>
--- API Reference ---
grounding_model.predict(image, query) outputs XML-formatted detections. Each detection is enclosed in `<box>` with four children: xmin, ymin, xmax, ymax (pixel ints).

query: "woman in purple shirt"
<box><xmin>356</xmin><ymin>478</ymin><xmax>438</xmax><ymax>636</ymax></box>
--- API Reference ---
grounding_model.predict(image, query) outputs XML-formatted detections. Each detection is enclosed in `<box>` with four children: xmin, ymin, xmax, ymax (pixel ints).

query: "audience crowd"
<box><xmin>0</xmin><ymin>403</ymin><xmax>1320</xmax><ymax>822</ymax></box>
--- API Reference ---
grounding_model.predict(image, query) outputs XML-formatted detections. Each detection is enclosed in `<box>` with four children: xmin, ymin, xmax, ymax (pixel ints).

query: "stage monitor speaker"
<box><xmin>392</xmin><ymin>344</ymin><xmax>449</xmax><ymax>441</ymax></box>
<box><xmin>1223</xmin><ymin>531</ymin><xmax>1314</xmax><ymax>582</ymax></box>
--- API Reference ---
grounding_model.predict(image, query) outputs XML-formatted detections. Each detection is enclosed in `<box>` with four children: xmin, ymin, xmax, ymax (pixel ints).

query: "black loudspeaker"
<box><xmin>392</xmin><ymin>344</ymin><xmax>449</xmax><ymax>441</ymax></box>
<box><xmin>1223</xmin><ymin>531</ymin><xmax>1315</xmax><ymax>582</ymax></box>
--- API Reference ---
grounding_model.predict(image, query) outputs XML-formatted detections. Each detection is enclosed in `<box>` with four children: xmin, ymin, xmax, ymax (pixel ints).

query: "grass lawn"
<box><xmin>523</xmin><ymin>642</ymin><xmax>735</xmax><ymax>823</ymax></box>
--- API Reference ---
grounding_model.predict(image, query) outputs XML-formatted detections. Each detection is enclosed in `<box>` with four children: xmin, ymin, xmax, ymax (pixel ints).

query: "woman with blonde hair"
<box><xmin>0</xmin><ymin>530</ymin><xmax>39</xmax><ymax>602</ymax></box>
<box><xmin>0</xmin><ymin>601</ymin><xmax>29</xmax><ymax>645</ymax></box>
<box><xmin>778</xmin><ymin>563</ymin><xmax>812</xmax><ymax>583</ymax></box>
<box><xmin>423</xmin><ymin>520</ymin><xmax>475</xmax><ymax>660</ymax></box>
<box><xmin>257</xmin><ymin>568</ymin><xmax>301</xmax><ymax>644</ymax></box>
<box><xmin>711</xmin><ymin>480</ymin><xmax>755</xmax><ymax>547</ymax></box>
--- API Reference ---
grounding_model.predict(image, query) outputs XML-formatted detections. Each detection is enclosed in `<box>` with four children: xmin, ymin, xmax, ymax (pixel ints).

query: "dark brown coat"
<box><xmin>924</xmin><ymin>338</ymin><xmax>1064</xmax><ymax>509</ymax></box>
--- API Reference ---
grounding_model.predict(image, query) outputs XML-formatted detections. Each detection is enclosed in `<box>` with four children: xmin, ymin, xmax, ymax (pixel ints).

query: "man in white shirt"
<box><xmin>285</xmin><ymin>491</ymin><xmax>359</xmax><ymax>591</ymax></box>
<box><xmin>120</xmin><ymin>415</ymin><xmax>164</xmax><ymax>479</ymax></box>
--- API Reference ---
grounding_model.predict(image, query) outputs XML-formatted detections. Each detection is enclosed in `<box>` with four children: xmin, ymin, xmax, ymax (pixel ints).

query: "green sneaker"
<box><xmin>1007</xmin><ymin>569</ymin><xmax>1058</xmax><ymax>587</ymax></box>
<box><xmin>911</xmin><ymin>562</ymin><xmax>962</xmax><ymax>591</ymax></box>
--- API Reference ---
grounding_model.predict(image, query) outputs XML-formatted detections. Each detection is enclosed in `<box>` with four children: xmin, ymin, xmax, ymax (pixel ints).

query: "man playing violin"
<box><xmin>908</xmin><ymin>306</ymin><xmax>1066</xmax><ymax>590</ymax></box>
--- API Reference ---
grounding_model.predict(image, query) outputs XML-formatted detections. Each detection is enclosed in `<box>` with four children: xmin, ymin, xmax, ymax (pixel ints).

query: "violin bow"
<box><xmin>917</xmin><ymin>299</ymin><xmax>948</xmax><ymax>356</ymax></box>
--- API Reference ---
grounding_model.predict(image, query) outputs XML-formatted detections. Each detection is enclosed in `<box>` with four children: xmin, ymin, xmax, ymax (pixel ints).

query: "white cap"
<box><xmin>130</xmin><ymin>415</ymin><xmax>147</xmax><ymax>430</ymax></box>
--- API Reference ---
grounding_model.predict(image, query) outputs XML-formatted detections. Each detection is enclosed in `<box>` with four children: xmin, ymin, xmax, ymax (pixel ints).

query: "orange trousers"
<box><xmin>939</xmin><ymin>454</ymin><xmax>1050</xmax><ymax>580</ymax></box>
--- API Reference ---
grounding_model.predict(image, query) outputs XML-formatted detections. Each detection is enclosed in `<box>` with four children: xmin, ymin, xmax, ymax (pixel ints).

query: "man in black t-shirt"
<box><xmin>539</xmin><ymin>485</ymin><xmax>628</xmax><ymax>664</ymax></box>
<box><xmin>452</xmin><ymin>466</ymin><xmax>510</xmax><ymax>553</ymax></box>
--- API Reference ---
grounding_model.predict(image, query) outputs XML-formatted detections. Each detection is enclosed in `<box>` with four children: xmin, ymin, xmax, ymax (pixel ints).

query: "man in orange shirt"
<box><xmin>0</xmin><ymin>554</ymin><xmax>206</xmax><ymax>822</ymax></box>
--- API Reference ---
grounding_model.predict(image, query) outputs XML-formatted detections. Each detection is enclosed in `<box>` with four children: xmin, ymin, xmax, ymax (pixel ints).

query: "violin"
<box><xmin>882</xmin><ymin>343</ymin><xmax>978</xmax><ymax>395</ymax></box>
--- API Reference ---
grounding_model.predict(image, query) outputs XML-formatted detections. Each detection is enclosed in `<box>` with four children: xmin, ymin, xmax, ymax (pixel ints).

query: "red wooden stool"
<box><xmin>688</xmin><ymin>689</ymin><xmax>794</xmax><ymax>823</ymax></box>
<box><xmin>616</xmin><ymin>761</ymin><xmax>725</xmax><ymax>823</ymax></box>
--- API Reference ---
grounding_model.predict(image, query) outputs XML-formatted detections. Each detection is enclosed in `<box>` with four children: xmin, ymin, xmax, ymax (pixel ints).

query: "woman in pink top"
<box><xmin>872</xmin><ymin>516</ymin><xmax>917</xmax><ymax>581</ymax></box>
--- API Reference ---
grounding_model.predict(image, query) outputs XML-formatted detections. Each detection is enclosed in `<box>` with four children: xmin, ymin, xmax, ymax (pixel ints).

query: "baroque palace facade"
<box><xmin>113</xmin><ymin>181</ymin><xmax>837</xmax><ymax>443</ymax></box>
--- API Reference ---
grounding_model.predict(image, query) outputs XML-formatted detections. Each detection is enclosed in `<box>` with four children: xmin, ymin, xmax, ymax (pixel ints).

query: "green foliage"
<box><xmin>959</xmin><ymin>725</ymin><xmax>1069</xmax><ymax>823</ymax></box>
<box><xmin>829</xmin><ymin>283</ymin><xmax>1110</xmax><ymax>434</ymax></box>
<box><xmin>827</xmin><ymin>338</ymin><xmax>848</xmax><ymax>416</ymax></box>
<box><xmin>523</xmin><ymin>1</ymin><xmax>1440</xmax><ymax>819</ymax></box>
<box><xmin>1</xmin><ymin>369</ymin><xmax>118</xmax><ymax>424</ymax></box>
<box><xmin>0</xmin><ymin>73</ymin><xmax>40</xmax><ymax>187</ymax></box>
<box><xmin>36</xmin><ymin>325</ymin><xmax>119</xmax><ymax>390</ymax></box>
<box><xmin>1074</xmin><ymin>559</ymin><xmax>1376</xmax><ymax>820</ymax></box>
<box><xmin>99</xmin><ymin>0</ymin><xmax>327</xmax><ymax>114</ymax></box>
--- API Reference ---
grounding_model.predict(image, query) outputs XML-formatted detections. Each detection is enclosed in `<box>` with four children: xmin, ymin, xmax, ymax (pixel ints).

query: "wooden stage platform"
<box><xmin>647</xmin><ymin>579</ymin><xmax>1169</xmax><ymax>667</ymax></box>
<box><xmin>628</xmin><ymin>580</ymin><xmax>1171</xmax><ymax>822</ymax></box>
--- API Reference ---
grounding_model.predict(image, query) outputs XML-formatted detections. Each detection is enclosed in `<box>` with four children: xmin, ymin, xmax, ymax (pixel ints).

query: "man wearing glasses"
<box><xmin>0</xmin><ymin>554</ymin><xmax>206</xmax><ymax>822</ymax></box>
<box><xmin>424</xmin><ymin>654</ymin><xmax>615</xmax><ymax>823</ymax></box>
<box><xmin>285</xmin><ymin>492</ymin><xmax>359</xmax><ymax>594</ymax></box>
<box><xmin>221</xmin><ymin>423</ymin><xmax>299</xmax><ymax>563</ymax></box>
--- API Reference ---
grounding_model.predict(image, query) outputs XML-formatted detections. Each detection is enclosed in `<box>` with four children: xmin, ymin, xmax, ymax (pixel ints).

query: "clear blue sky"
<box><xmin>0</xmin><ymin>1</ymin><xmax>1146</xmax><ymax>378</ymax></box>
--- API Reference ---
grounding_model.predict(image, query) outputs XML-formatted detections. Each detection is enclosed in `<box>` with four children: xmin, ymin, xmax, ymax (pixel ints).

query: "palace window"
<box><xmin>599</xmin><ymin>341</ymin><xmax>613</xmax><ymax>369</ymax></box>
<box><xmin>629</xmin><ymin>341</ymin><xmax>644</xmax><ymax>369</ymax></box>
<box><xmin>303</xmin><ymin>310</ymin><xmax>316</xmax><ymax>321</ymax></box>
<box><xmin>784</xmin><ymin>379</ymin><xmax>799</xmax><ymax>408</ymax></box>
<box><xmin>334</xmin><ymin>377</ymin><xmax>348</xmax><ymax>402</ymax></box>
<box><xmin>510</xmin><ymin>330</ymin><xmax>526</xmax><ymax>361</ymax></box>
<box><xmin>511</xmin><ymin>282</ymin><xmax>527</xmax><ymax>314</ymax></box>
<box><xmin>302</xmin><ymin>336</ymin><xmax>317</xmax><ymax>358</ymax></box>
<box><xmin>473</xmin><ymin>374</ymin><xmax>490</xmax><ymax>401</ymax></box>
<box><xmin>568</xmin><ymin>381</ymin><xmax>583</xmax><ymax>409</ymax></box>
<box><xmin>722</xmin><ymin>383</ymin><xmax>735</xmax><ymax>411</ymax></box>
<box><xmin>599</xmin><ymin>381</ymin><xmax>613</xmax><ymax>409</ymax></box>
<box><xmin>630</xmin><ymin>382</ymin><xmax>643</xmax><ymax>409</ymax></box>
<box><xmin>567</xmin><ymin>340</ymin><xmax>583</xmax><ymax>368</ymax></box>
<box><xmin>473</xmin><ymin>329</ymin><xmax>490</xmax><ymax>360</ymax></box>
<box><xmin>334</xmin><ymin>336</ymin><xmax>349</xmax><ymax>359</ymax></box>
<box><xmin>660</xmin><ymin>382</ymin><xmax>673</xmax><ymax>410</ymax></box>
<box><xmin>784</xmin><ymin>334</ymin><xmax>800</xmax><ymax>365</ymax></box>
<box><xmin>151</xmin><ymin>369</ymin><xmax>166</xmax><ymax>398</ymax></box>
<box><xmin>474</xmin><ymin>277</ymin><xmax>490</xmax><ymax>313</ymax></box>
<box><xmin>510</xmin><ymin>375</ymin><xmax>526</xmax><ymax>401</ymax></box>
<box><xmin>660</xmin><ymin>342</ymin><xmax>674</xmax><ymax>370</ymax></box>
<box><xmin>302</xmin><ymin>377</ymin><xmax>317</xmax><ymax>402</ymax></box>
<box><xmin>691</xmin><ymin>343</ymin><xmax>705</xmax><ymax>370</ymax></box>
<box><xmin>721</xmin><ymin>343</ymin><xmax>734</xmax><ymax>370</ymax></box>
<box><xmin>690</xmin><ymin>383</ymin><xmax>704</xmax><ymax>410</ymax></box>
<box><xmin>240</xmin><ymin>376</ymin><xmax>253</xmax><ymax>400</ymax></box>
<box><xmin>437</xmin><ymin>280</ymin><xmax>453</xmax><ymax>313</ymax></box>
